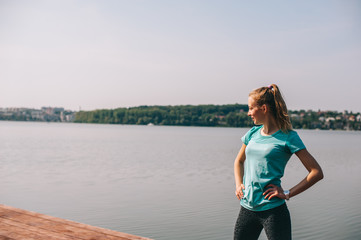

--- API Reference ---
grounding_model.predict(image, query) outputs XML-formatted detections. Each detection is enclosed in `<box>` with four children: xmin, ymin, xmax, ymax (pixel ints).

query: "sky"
<box><xmin>1</xmin><ymin>0</ymin><xmax>360</xmax><ymax>112</ymax></box>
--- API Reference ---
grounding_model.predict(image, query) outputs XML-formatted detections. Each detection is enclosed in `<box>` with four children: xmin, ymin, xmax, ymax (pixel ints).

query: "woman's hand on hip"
<box><xmin>235</xmin><ymin>184</ymin><xmax>245</xmax><ymax>200</ymax></box>
<box><xmin>263</xmin><ymin>184</ymin><xmax>286</xmax><ymax>200</ymax></box>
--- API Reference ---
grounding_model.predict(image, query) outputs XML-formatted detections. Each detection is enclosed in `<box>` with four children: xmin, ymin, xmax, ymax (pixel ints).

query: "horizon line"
<box><xmin>1</xmin><ymin>104</ymin><xmax>360</xmax><ymax>114</ymax></box>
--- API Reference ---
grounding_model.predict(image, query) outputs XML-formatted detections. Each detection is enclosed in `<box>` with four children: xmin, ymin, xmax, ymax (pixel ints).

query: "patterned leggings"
<box><xmin>234</xmin><ymin>203</ymin><xmax>291</xmax><ymax>240</ymax></box>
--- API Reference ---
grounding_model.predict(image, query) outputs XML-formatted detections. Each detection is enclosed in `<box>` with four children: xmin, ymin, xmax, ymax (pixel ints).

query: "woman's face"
<box><xmin>248</xmin><ymin>96</ymin><xmax>265</xmax><ymax>125</ymax></box>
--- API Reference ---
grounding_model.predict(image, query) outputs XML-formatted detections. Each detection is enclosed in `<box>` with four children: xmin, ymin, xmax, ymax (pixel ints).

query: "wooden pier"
<box><xmin>0</xmin><ymin>204</ymin><xmax>152</xmax><ymax>240</ymax></box>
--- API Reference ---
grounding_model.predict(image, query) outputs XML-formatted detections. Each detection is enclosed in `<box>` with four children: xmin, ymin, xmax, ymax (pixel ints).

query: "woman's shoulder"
<box><xmin>286</xmin><ymin>129</ymin><xmax>301</xmax><ymax>137</ymax></box>
<box><xmin>278</xmin><ymin>129</ymin><xmax>303</xmax><ymax>143</ymax></box>
<box><xmin>279</xmin><ymin>128</ymin><xmax>299</xmax><ymax>136</ymax></box>
<box><xmin>242</xmin><ymin>125</ymin><xmax>262</xmax><ymax>144</ymax></box>
<box><xmin>248</xmin><ymin>125</ymin><xmax>263</xmax><ymax>136</ymax></box>
<box><xmin>284</xmin><ymin>129</ymin><xmax>306</xmax><ymax>152</ymax></box>
<box><xmin>249</xmin><ymin>125</ymin><xmax>263</xmax><ymax>132</ymax></box>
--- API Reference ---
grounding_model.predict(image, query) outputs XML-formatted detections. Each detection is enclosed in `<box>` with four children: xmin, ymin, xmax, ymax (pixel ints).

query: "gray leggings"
<box><xmin>234</xmin><ymin>203</ymin><xmax>291</xmax><ymax>240</ymax></box>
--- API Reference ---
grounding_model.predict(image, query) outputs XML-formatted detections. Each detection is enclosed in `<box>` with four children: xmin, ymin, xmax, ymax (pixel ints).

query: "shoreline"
<box><xmin>1</xmin><ymin>119</ymin><xmax>360</xmax><ymax>131</ymax></box>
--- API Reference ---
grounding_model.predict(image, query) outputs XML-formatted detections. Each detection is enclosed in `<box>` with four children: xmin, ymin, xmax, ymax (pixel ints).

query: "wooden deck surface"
<box><xmin>0</xmin><ymin>204</ymin><xmax>152</xmax><ymax>240</ymax></box>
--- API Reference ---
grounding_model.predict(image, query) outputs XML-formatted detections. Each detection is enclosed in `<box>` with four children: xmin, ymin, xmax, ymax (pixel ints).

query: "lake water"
<box><xmin>1</xmin><ymin>121</ymin><xmax>360</xmax><ymax>240</ymax></box>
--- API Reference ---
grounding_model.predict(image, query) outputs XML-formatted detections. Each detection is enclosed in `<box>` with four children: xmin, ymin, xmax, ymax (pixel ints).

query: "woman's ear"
<box><xmin>261</xmin><ymin>104</ymin><xmax>267</xmax><ymax>113</ymax></box>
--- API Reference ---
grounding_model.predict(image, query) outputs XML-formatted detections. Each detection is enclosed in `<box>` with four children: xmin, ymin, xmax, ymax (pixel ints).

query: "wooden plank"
<box><xmin>0</xmin><ymin>221</ymin><xmax>48</xmax><ymax>240</ymax></box>
<box><xmin>0</xmin><ymin>209</ymin><xmax>107</xmax><ymax>240</ymax></box>
<box><xmin>0</xmin><ymin>204</ymin><xmax>152</xmax><ymax>240</ymax></box>
<box><xmin>0</xmin><ymin>236</ymin><xmax>15</xmax><ymax>240</ymax></box>
<box><xmin>0</xmin><ymin>217</ymin><xmax>78</xmax><ymax>240</ymax></box>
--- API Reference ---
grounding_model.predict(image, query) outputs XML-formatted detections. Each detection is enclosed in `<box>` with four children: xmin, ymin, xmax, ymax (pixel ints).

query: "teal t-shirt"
<box><xmin>240</xmin><ymin>125</ymin><xmax>306</xmax><ymax>211</ymax></box>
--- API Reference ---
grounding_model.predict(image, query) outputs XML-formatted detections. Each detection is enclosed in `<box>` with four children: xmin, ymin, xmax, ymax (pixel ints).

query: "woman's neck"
<box><xmin>261</xmin><ymin>118</ymin><xmax>279</xmax><ymax>135</ymax></box>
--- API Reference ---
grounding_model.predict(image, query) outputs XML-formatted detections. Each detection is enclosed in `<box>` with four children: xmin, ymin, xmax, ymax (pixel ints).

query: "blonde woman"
<box><xmin>234</xmin><ymin>84</ymin><xmax>323</xmax><ymax>240</ymax></box>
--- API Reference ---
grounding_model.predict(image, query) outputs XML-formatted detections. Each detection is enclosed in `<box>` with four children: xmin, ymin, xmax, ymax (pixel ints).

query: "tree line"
<box><xmin>2</xmin><ymin>105</ymin><xmax>359</xmax><ymax>130</ymax></box>
<box><xmin>74</xmin><ymin>104</ymin><xmax>253</xmax><ymax>127</ymax></box>
<box><xmin>74</xmin><ymin>104</ymin><xmax>361</xmax><ymax>130</ymax></box>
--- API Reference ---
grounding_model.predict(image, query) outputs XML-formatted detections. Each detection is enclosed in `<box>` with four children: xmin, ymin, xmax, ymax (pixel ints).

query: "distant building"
<box><xmin>42</xmin><ymin>107</ymin><xmax>64</xmax><ymax>115</ymax></box>
<box><xmin>357</xmin><ymin>115</ymin><xmax>361</xmax><ymax>122</ymax></box>
<box><xmin>31</xmin><ymin>110</ymin><xmax>43</xmax><ymax>120</ymax></box>
<box><xmin>326</xmin><ymin>117</ymin><xmax>335</xmax><ymax>122</ymax></box>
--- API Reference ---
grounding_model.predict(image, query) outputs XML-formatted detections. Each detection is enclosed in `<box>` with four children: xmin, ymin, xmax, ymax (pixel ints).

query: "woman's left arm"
<box><xmin>288</xmin><ymin>148</ymin><xmax>324</xmax><ymax>198</ymax></box>
<box><xmin>264</xmin><ymin>148</ymin><xmax>323</xmax><ymax>200</ymax></box>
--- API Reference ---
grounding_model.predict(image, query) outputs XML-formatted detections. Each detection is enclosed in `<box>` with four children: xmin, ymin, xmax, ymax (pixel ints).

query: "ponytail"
<box><xmin>249</xmin><ymin>84</ymin><xmax>292</xmax><ymax>132</ymax></box>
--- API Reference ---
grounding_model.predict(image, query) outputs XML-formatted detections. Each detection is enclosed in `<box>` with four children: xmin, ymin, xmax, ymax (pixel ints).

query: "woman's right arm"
<box><xmin>234</xmin><ymin>144</ymin><xmax>247</xmax><ymax>200</ymax></box>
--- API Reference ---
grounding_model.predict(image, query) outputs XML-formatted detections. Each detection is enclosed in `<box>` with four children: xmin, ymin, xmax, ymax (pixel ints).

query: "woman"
<box><xmin>233</xmin><ymin>84</ymin><xmax>323</xmax><ymax>240</ymax></box>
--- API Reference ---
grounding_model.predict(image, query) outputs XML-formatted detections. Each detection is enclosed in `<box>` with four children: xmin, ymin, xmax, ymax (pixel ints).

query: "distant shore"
<box><xmin>1</xmin><ymin>104</ymin><xmax>360</xmax><ymax>131</ymax></box>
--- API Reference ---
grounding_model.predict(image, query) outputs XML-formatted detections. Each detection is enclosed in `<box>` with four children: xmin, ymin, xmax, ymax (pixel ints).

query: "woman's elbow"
<box><xmin>315</xmin><ymin>168</ymin><xmax>324</xmax><ymax>181</ymax></box>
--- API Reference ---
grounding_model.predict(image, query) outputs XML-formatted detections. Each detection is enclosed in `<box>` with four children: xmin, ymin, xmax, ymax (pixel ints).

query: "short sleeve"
<box><xmin>241</xmin><ymin>126</ymin><xmax>261</xmax><ymax>145</ymax></box>
<box><xmin>286</xmin><ymin>130</ymin><xmax>306</xmax><ymax>153</ymax></box>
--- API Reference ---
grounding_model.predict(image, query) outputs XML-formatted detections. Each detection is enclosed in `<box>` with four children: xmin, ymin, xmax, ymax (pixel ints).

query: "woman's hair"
<box><xmin>249</xmin><ymin>84</ymin><xmax>292</xmax><ymax>132</ymax></box>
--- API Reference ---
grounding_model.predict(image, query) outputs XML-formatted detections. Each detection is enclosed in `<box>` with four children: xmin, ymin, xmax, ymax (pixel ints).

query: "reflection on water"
<box><xmin>0</xmin><ymin>121</ymin><xmax>360</xmax><ymax>240</ymax></box>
